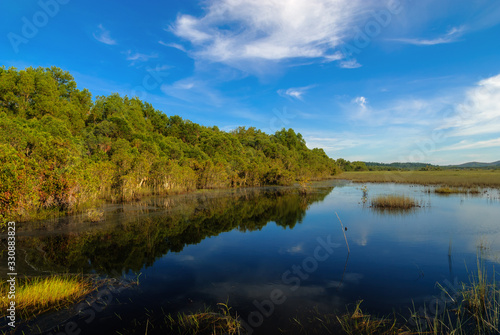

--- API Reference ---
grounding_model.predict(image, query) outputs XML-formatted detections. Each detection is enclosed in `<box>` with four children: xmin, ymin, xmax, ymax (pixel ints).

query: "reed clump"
<box><xmin>371</xmin><ymin>195</ymin><xmax>418</xmax><ymax>209</ymax></box>
<box><xmin>163</xmin><ymin>303</ymin><xmax>242</xmax><ymax>335</ymax></box>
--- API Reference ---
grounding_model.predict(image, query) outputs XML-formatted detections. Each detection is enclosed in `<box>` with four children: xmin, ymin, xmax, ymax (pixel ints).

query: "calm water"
<box><xmin>2</xmin><ymin>181</ymin><xmax>500</xmax><ymax>334</ymax></box>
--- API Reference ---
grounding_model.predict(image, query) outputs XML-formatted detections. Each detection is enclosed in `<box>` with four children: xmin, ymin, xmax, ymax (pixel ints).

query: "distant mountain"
<box><xmin>364</xmin><ymin>162</ymin><xmax>436</xmax><ymax>170</ymax></box>
<box><xmin>448</xmin><ymin>161</ymin><xmax>500</xmax><ymax>168</ymax></box>
<box><xmin>364</xmin><ymin>161</ymin><xmax>500</xmax><ymax>170</ymax></box>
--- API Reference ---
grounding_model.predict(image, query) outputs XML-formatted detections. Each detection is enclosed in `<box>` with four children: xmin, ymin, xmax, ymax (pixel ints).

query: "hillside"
<box><xmin>0</xmin><ymin>66</ymin><xmax>340</xmax><ymax>222</ymax></box>
<box><xmin>448</xmin><ymin>161</ymin><xmax>500</xmax><ymax>168</ymax></box>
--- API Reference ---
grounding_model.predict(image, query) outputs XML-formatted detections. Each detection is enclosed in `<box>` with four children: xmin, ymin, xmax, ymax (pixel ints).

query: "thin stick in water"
<box><xmin>335</xmin><ymin>212</ymin><xmax>350</xmax><ymax>254</ymax></box>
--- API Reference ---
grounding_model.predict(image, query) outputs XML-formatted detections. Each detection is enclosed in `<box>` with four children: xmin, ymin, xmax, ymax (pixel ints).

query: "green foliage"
<box><xmin>0</xmin><ymin>67</ymin><xmax>340</xmax><ymax>221</ymax></box>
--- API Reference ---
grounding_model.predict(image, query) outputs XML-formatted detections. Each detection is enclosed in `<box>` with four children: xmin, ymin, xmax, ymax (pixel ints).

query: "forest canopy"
<box><xmin>0</xmin><ymin>66</ymin><xmax>342</xmax><ymax>222</ymax></box>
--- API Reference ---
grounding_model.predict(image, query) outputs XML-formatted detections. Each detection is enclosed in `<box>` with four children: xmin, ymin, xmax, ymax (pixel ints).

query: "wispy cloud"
<box><xmin>159</xmin><ymin>41</ymin><xmax>187</xmax><ymax>52</ymax></box>
<box><xmin>439</xmin><ymin>73</ymin><xmax>500</xmax><ymax>137</ymax></box>
<box><xmin>125</xmin><ymin>51</ymin><xmax>158</xmax><ymax>64</ymax></box>
<box><xmin>93</xmin><ymin>24</ymin><xmax>117</xmax><ymax>45</ymax></box>
<box><xmin>389</xmin><ymin>26</ymin><xmax>465</xmax><ymax>46</ymax></box>
<box><xmin>161</xmin><ymin>78</ymin><xmax>225</xmax><ymax>107</ymax></box>
<box><xmin>171</xmin><ymin>0</ymin><xmax>387</xmax><ymax>67</ymax></box>
<box><xmin>438</xmin><ymin>138</ymin><xmax>500</xmax><ymax>151</ymax></box>
<box><xmin>278</xmin><ymin>86</ymin><xmax>314</xmax><ymax>100</ymax></box>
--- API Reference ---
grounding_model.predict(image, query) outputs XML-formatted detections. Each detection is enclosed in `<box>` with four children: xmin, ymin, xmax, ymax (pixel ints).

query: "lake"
<box><xmin>2</xmin><ymin>180</ymin><xmax>500</xmax><ymax>334</ymax></box>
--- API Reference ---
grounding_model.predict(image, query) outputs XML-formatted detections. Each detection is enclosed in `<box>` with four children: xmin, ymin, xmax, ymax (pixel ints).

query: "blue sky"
<box><xmin>2</xmin><ymin>0</ymin><xmax>500</xmax><ymax>164</ymax></box>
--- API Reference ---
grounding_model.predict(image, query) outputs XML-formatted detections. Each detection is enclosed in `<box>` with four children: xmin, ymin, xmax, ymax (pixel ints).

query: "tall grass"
<box><xmin>460</xmin><ymin>258</ymin><xmax>499</xmax><ymax>334</ymax></box>
<box><xmin>0</xmin><ymin>275</ymin><xmax>95</xmax><ymax>318</ymax></box>
<box><xmin>371</xmin><ymin>195</ymin><xmax>418</xmax><ymax>209</ymax></box>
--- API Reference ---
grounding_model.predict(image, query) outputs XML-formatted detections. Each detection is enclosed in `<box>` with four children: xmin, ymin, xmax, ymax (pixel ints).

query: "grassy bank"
<box><xmin>0</xmin><ymin>275</ymin><xmax>96</xmax><ymax>321</ymax></box>
<box><xmin>333</xmin><ymin>170</ymin><xmax>500</xmax><ymax>188</ymax></box>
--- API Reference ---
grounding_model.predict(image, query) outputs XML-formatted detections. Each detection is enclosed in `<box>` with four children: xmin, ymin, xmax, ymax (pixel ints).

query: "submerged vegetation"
<box><xmin>0</xmin><ymin>66</ymin><xmax>339</xmax><ymax>224</ymax></box>
<box><xmin>371</xmin><ymin>195</ymin><xmax>418</xmax><ymax>209</ymax></box>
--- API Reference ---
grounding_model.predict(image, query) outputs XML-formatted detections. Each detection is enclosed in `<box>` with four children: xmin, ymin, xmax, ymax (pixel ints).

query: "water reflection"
<box><xmin>2</xmin><ymin>186</ymin><xmax>335</xmax><ymax>276</ymax></box>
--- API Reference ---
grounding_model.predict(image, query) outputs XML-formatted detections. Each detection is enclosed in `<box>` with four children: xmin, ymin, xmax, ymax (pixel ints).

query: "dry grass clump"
<box><xmin>371</xmin><ymin>195</ymin><xmax>418</xmax><ymax>209</ymax></box>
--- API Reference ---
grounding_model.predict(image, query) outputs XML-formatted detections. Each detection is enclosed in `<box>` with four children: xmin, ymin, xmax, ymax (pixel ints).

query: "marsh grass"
<box><xmin>435</xmin><ymin>186</ymin><xmax>481</xmax><ymax>194</ymax></box>
<box><xmin>0</xmin><ymin>275</ymin><xmax>95</xmax><ymax>319</ymax></box>
<box><xmin>371</xmin><ymin>195</ymin><xmax>418</xmax><ymax>209</ymax></box>
<box><xmin>334</xmin><ymin>170</ymin><xmax>500</xmax><ymax>188</ymax></box>
<box><xmin>408</xmin><ymin>255</ymin><xmax>499</xmax><ymax>335</ymax></box>
<box><xmin>336</xmin><ymin>301</ymin><xmax>403</xmax><ymax>335</ymax></box>
<box><xmin>460</xmin><ymin>258</ymin><xmax>499</xmax><ymax>334</ymax></box>
<box><xmin>160</xmin><ymin>303</ymin><xmax>242</xmax><ymax>335</ymax></box>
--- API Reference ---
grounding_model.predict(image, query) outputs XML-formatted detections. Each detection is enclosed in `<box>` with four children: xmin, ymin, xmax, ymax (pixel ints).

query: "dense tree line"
<box><xmin>364</xmin><ymin>162</ymin><xmax>435</xmax><ymax>171</ymax></box>
<box><xmin>0</xmin><ymin>66</ymin><xmax>340</xmax><ymax>222</ymax></box>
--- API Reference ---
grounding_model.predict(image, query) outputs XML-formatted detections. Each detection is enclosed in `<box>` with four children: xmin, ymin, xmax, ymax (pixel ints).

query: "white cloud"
<box><xmin>171</xmin><ymin>0</ymin><xmax>386</xmax><ymax>66</ymax></box>
<box><xmin>278</xmin><ymin>86</ymin><xmax>314</xmax><ymax>100</ymax></box>
<box><xmin>440</xmin><ymin>73</ymin><xmax>500</xmax><ymax>137</ymax></box>
<box><xmin>353</xmin><ymin>96</ymin><xmax>367</xmax><ymax>109</ymax></box>
<box><xmin>339</xmin><ymin>59</ymin><xmax>362</xmax><ymax>68</ymax></box>
<box><xmin>389</xmin><ymin>25</ymin><xmax>465</xmax><ymax>46</ymax></box>
<box><xmin>93</xmin><ymin>24</ymin><xmax>117</xmax><ymax>45</ymax></box>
